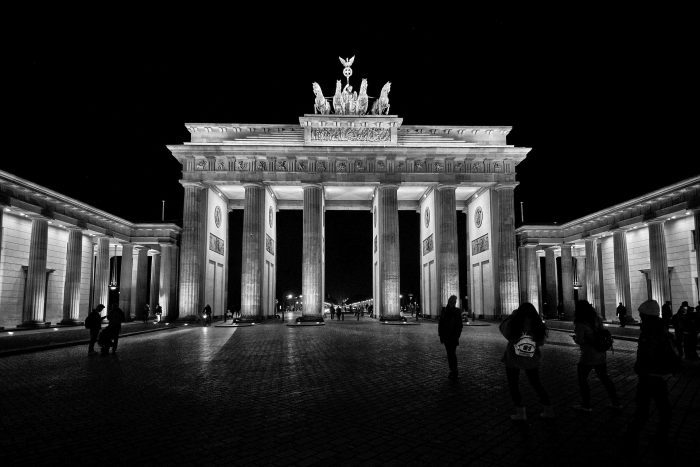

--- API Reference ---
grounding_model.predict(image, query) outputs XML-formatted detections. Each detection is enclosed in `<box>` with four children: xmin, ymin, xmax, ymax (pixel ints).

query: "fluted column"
<box><xmin>93</xmin><ymin>237</ymin><xmax>110</xmax><ymax>310</ymax></box>
<box><xmin>22</xmin><ymin>218</ymin><xmax>49</xmax><ymax>326</ymax></box>
<box><xmin>0</xmin><ymin>208</ymin><xmax>4</xmax><ymax>261</ymax></box>
<box><xmin>585</xmin><ymin>238</ymin><xmax>601</xmax><ymax>311</ymax></box>
<box><xmin>178</xmin><ymin>182</ymin><xmax>206</xmax><ymax>320</ymax></box>
<box><xmin>158</xmin><ymin>244</ymin><xmax>174</xmax><ymax>320</ymax></box>
<box><xmin>241</xmin><ymin>183</ymin><xmax>265</xmax><ymax>321</ymax></box>
<box><xmin>613</xmin><ymin>230</ymin><xmax>632</xmax><ymax>309</ymax></box>
<box><xmin>118</xmin><ymin>243</ymin><xmax>134</xmax><ymax>320</ymax></box>
<box><xmin>648</xmin><ymin>221</ymin><xmax>670</xmax><ymax>306</ymax></box>
<box><xmin>495</xmin><ymin>184</ymin><xmax>519</xmax><ymax>316</ymax></box>
<box><xmin>560</xmin><ymin>244</ymin><xmax>575</xmax><ymax>320</ymax></box>
<box><xmin>134</xmin><ymin>246</ymin><xmax>149</xmax><ymax>320</ymax></box>
<box><xmin>61</xmin><ymin>228</ymin><xmax>83</xmax><ymax>324</ymax></box>
<box><xmin>436</xmin><ymin>185</ymin><xmax>459</xmax><ymax>308</ymax></box>
<box><xmin>544</xmin><ymin>247</ymin><xmax>558</xmax><ymax>317</ymax></box>
<box><xmin>302</xmin><ymin>184</ymin><xmax>324</xmax><ymax>319</ymax></box>
<box><xmin>694</xmin><ymin>210</ymin><xmax>700</xmax><ymax>292</ymax></box>
<box><xmin>518</xmin><ymin>246</ymin><xmax>528</xmax><ymax>304</ymax></box>
<box><xmin>378</xmin><ymin>185</ymin><xmax>401</xmax><ymax>319</ymax></box>
<box><xmin>519</xmin><ymin>245</ymin><xmax>540</xmax><ymax>309</ymax></box>
<box><xmin>149</xmin><ymin>252</ymin><xmax>160</xmax><ymax>316</ymax></box>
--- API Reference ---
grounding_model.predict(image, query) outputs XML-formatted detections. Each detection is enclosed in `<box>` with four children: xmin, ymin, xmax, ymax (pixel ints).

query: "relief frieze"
<box><xmin>276</xmin><ymin>160</ymin><xmax>287</xmax><ymax>171</ymax></box>
<box><xmin>310</xmin><ymin>128</ymin><xmax>391</xmax><ymax>142</ymax></box>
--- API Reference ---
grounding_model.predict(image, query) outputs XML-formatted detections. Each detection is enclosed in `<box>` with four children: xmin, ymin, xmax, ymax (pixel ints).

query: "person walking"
<box><xmin>143</xmin><ymin>304</ymin><xmax>150</xmax><ymax>324</ymax></box>
<box><xmin>616</xmin><ymin>302</ymin><xmax>628</xmax><ymax>327</ymax></box>
<box><xmin>681</xmin><ymin>303</ymin><xmax>698</xmax><ymax>360</ymax></box>
<box><xmin>104</xmin><ymin>306</ymin><xmax>125</xmax><ymax>355</ymax></box>
<box><xmin>155</xmin><ymin>303</ymin><xmax>163</xmax><ymax>322</ymax></box>
<box><xmin>438</xmin><ymin>295</ymin><xmax>463</xmax><ymax>382</ymax></box>
<box><xmin>202</xmin><ymin>304</ymin><xmax>212</xmax><ymax>326</ymax></box>
<box><xmin>625</xmin><ymin>299</ymin><xmax>682</xmax><ymax>451</ymax></box>
<box><xmin>572</xmin><ymin>300</ymin><xmax>620</xmax><ymax>412</ymax></box>
<box><xmin>671</xmin><ymin>304</ymin><xmax>686</xmax><ymax>358</ymax></box>
<box><xmin>662</xmin><ymin>301</ymin><xmax>673</xmax><ymax>327</ymax></box>
<box><xmin>330</xmin><ymin>306</ymin><xmax>335</xmax><ymax>320</ymax></box>
<box><xmin>86</xmin><ymin>304</ymin><xmax>106</xmax><ymax>355</ymax></box>
<box><xmin>499</xmin><ymin>302</ymin><xmax>554</xmax><ymax>421</ymax></box>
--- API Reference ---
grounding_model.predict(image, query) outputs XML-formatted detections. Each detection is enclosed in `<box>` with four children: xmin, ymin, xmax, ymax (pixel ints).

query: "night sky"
<box><xmin>6</xmin><ymin>6</ymin><xmax>693</xmax><ymax>307</ymax></box>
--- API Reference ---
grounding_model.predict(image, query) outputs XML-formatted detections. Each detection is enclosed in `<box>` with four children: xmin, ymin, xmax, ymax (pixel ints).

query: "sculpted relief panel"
<box><xmin>310</xmin><ymin>128</ymin><xmax>391</xmax><ymax>142</ymax></box>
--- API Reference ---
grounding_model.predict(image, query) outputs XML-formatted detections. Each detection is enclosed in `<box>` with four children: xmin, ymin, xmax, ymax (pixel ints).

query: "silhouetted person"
<box><xmin>499</xmin><ymin>302</ymin><xmax>554</xmax><ymax>421</ymax></box>
<box><xmin>438</xmin><ymin>295</ymin><xmax>463</xmax><ymax>382</ymax></box>
<box><xmin>573</xmin><ymin>300</ymin><xmax>620</xmax><ymax>412</ymax></box>
<box><xmin>143</xmin><ymin>304</ymin><xmax>150</xmax><ymax>323</ymax></box>
<box><xmin>625</xmin><ymin>299</ymin><xmax>681</xmax><ymax>452</ymax></box>
<box><xmin>105</xmin><ymin>306</ymin><xmax>125</xmax><ymax>355</ymax></box>
<box><xmin>616</xmin><ymin>302</ymin><xmax>627</xmax><ymax>327</ymax></box>
<box><xmin>662</xmin><ymin>301</ymin><xmax>673</xmax><ymax>327</ymax></box>
<box><xmin>671</xmin><ymin>304</ymin><xmax>686</xmax><ymax>358</ymax></box>
<box><xmin>202</xmin><ymin>304</ymin><xmax>212</xmax><ymax>326</ymax></box>
<box><xmin>86</xmin><ymin>304</ymin><xmax>106</xmax><ymax>355</ymax></box>
<box><xmin>155</xmin><ymin>303</ymin><xmax>163</xmax><ymax>322</ymax></box>
<box><xmin>330</xmin><ymin>307</ymin><xmax>335</xmax><ymax>320</ymax></box>
<box><xmin>681</xmin><ymin>303</ymin><xmax>698</xmax><ymax>360</ymax></box>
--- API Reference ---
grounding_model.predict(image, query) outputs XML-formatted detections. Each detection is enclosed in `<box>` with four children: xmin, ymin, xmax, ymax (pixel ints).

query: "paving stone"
<box><xmin>0</xmin><ymin>320</ymin><xmax>698</xmax><ymax>465</ymax></box>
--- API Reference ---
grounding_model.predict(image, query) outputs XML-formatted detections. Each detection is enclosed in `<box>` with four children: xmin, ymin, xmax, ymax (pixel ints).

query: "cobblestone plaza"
<box><xmin>2</xmin><ymin>319</ymin><xmax>698</xmax><ymax>466</ymax></box>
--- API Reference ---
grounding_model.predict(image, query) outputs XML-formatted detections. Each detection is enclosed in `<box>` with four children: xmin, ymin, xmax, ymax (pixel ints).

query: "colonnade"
<box><xmin>14</xmin><ymin>214</ymin><xmax>177</xmax><ymax>327</ymax></box>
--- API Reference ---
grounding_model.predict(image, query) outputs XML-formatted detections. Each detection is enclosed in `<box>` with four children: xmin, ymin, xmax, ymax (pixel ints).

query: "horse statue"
<box><xmin>371</xmin><ymin>81</ymin><xmax>391</xmax><ymax>115</ymax></box>
<box><xmin>312</xmin><ymin>82</ymin><xmax>330</xmax><ymax>115</ymax></box>
<box><xmin>356</xmin><ymin>79</ymin><xmax>368</xmax><ymax>115</ymax></box>
<box><xmin>333</xmin><ymin>80</ymin><xmax>344</xmax><ymax>115</ymax></box>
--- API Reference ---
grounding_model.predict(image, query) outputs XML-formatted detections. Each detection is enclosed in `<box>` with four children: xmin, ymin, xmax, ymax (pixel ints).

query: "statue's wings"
<box><xmin>339</xmin><ymin>56</ymin><xmax>355</xmax><ymax>67</ymax></box>
<box><xmin>347</xmin><ymin>55</ymin><xmax>355</xmax><ymax>66</ymax></box>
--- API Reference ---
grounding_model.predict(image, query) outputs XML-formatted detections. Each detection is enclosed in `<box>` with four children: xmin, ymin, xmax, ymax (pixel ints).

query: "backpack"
<box><xmin>84</xmin><ymin>313</ymin><xmax>94</xmax><ymax>329</ymax></box>
<box><xmin>513</xmin><ymin>332</ymin><xmax>537</xmax><ymax>358</ymax></box>
<box><xmin>592</xmin><ymin>327</ymin><xmax>614</xmax><ymax>352</ymax></box>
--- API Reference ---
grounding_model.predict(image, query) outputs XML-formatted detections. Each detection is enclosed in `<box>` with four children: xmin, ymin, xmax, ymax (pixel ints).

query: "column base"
<box><xmin>287</xmin><ymin>316</ymin><xmax>325</xmax><ymax>326</ymax></box>
<box><xmin>60</xmin><ymin>318</ymin><xmax>80</xmax><ymax>326</ymax></box>
<box><xmin>379</xmin><ymin>316</ymin><xmax>407</xmax><ymax>323</ymax></box>
<box><xmin>19</xmin><ymin>321</ymin><xmax>51</xmax><ymax>329</ymax></box>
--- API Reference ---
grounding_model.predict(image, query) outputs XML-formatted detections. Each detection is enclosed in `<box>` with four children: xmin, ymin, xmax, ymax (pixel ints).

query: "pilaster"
<box><xmin>158</xmin><ymin>243</ymin><xmax>174</xmax><ymax>320</ymax></box>
<box><xmin>694</xmin><ymin>210</ymin><xmax>700</xmax><ymax>291</ymax></box>
<box><xmin>22</xmin><ymin>218</ymin><xmax>49</xmax><ymax>326</ymax></box>
<box><xmin>61</xmin><ymin>228</ymin><xmax>83</xmax><ymax>324</ymax></box>
<box><xmin>648</xmin><ymin>220</ymin><xmax>670</xmax><ymax>306</ymax></box>
<box><xmin>149</xmin><ymin>252</ymin><xmax>161</xmax><ymax>316</ymax></box>
<box><xmin>302</xmin><ymin>184</ymin><xmax>324</xmax><ymax>319</ymax></box>
<box><xmin>134</xmin><ymin>246</ymin><xmax>149</xmax><ymax>320</ymax></box>
<box><xmin>494</xmin><ymin>184</ymin><xmax>519</xmax><ymax>316</ymax></box>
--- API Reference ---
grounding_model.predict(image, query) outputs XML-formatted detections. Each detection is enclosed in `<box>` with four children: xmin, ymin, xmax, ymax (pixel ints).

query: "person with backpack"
<box><xmin>100</xmin><ymin>306</ymin><xmax>125</xmax><ymax>356</ymax></box>
<box><xmin>85</xmin><ymin>304</ymin><xmax>106</xmax><ymax>355</ymax></box>
<box><xmin>499</xmin><ymin>302</ymin><xmax>554</xmax><ymax>421</ymax></box>
<box><xmin>572</xmin><ymin>300</ymin><xmax>620</xmax><ymax>412</ymax></box>
<box><xmin>438</xmin><ymin>295</ymin><xmax>463</xmax><ymax>382</ymax></box>
<box><xmin>624</xmin><ymin>299</ymin><xmax>682</xmax><ymax>451</ymax></box>
<box><xmin>616</xmin><ymin>302</ymin><xmax>628</xmax><ymax>327</ymax></box>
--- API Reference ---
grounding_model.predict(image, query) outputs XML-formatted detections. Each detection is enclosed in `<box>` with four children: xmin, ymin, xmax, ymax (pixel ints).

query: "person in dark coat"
<box><xmin>499</xmin><ymin>302</ymin><xmax>554</xmax><ymax>420</ymax></box>
<box><xmin>438</xmin><ymin>295</ymin><xmax>463</xmax><ymax>381</ymax></box>
<box><xmin>661</xmin><ymin>301</ymin><xmax>673</xmax><ymax>327</ymax></box>
<box><xmin>573</xmin><ymin>300</ymin><xmax>620</xmax><ymax>411</ymax></box>
<box><xmin>202</xmin><ymin>304</ymin><xmax>212</xmax><ymax>326</ymax></box>
<box><xmin>625</xmin><ymin>299</ymin><xmax>682</xmax><ymax>451</ymax></box>
<box><xmin>330</xmin><ymin>306</ymin><xmax>335</xmax><ymax>320</ymax></box>
<box><xmin>671</xmin><ymin>304</ymin><xmax>686</xmax><ymax>358</ymax></box>
<box><xmin>105</xmin><ymin>306</ymin><xmax>125</xmax><ymax>355</ymax></box>
<box><xmin>86</xmin><ymin>304</ymin><xmax>106</xmax><ymax>355</ymax></box>
<box><xmin>681</xmin><ymin>303</ymin><xmax>698</xmax><ymax>360</ymax></box>
<box><xmin>616</xmin><ymin>302</ymin><xmax>628</xmax><ymax>327</ymax></box>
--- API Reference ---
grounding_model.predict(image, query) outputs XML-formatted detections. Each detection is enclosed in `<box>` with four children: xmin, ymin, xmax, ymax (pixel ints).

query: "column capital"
<box><xmin>302</xmin><ymin>183</ymin><xmax>323</xmax><ymax>190</ymax></box>
<box><xmin>647</xmin><ymin>219</ymin><xmax>666</xmax><ymax>226</ymax></box>
<box><xmin>436</xmin><ymin>184</ymin><xmax>457</xmax><ymax>191</ymax></box>
<box><xmin>493</xmin><ymin>182</ymin><xmax>519</xmax><ymax>191</ymax></box>
<box><xmin>180</xmin><ymin>181</ymin><xmax>207</xmax><ymax>189</ymax></box>
<box><xmin>242</xmin><ymin>182</ymin><xmax>265</xmax><ymax>189</ymax></box>
<box><xmin>377</xmin><ymin>183</ymin><xmax>399</xmax><ymax>191</ymax></box>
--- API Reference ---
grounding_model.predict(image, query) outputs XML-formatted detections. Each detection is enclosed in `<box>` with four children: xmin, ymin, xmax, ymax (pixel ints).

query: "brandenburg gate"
<box><xmin>168</xmin><ymin>61</ymin><xmax>531</xmax><ymax>322</ymax></box>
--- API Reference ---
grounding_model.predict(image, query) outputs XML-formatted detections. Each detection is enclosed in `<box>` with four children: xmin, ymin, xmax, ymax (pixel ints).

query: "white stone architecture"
<box><xmin>516</xmin><ymin>176</ymin><xmax>700</xmax><ymax>321</ymax></box>
<box><xmin>168</xmin><ymin>114</ymin><xmax>531</xmax><ymax>321</ymax></box>
<box><xmin>0</xmin><ymin>170</ymin><xmax>180</xmax><ymax>328</ymax></box>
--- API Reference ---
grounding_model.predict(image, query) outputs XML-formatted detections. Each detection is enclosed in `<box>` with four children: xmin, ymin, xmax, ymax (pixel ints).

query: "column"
<box><xmin>0</xmin><ymin>208</ymin><xmax>4</xmax><ymax>260</ymax></box>
<box><xmin>436</xmin><ymin>185</ymin><xmax>459</xmax><ymax>308</ymax></box>
<box><xmin>613</xmin><ymin>230</ymin><xmax>632</xmax><ymax>310</ymax></box>
<box><xmin>240</xmin><ymin>183</ymin><xmax>265</xmax><ymax>321</ymax></box>
<box><xmin>302</xmin><ymin>184</ymin><xmax>324</xmax><ymax>320</ymax></box>
<box><xmin>149</xmin><ymin>252</ymin><xmax>161</xmax><ymax>316</ymax></box>
<box><xmin>560</xmin><ymin>244</ymin><xmax>575</xmax><ymax>320</ymax></box>
<box><xmin>377</xmin><ymin>185</ymin><xmax>401</xmax><ymax>320</ymax></box>
<box><xmin>61</xmin><ymin>228</ymin><xmax>83</xmax><ymax>324</ymax></box>
<box><xmin>648</xmin><ymin>221</ymin><xmax>670</xmax><ymax>306</ymax></box>
<box><xmin>495</xmin><ymin>184</ymin><xmax>519</xmax><ymax>316</ymax></box>
<box><xmin>119</xmin><ymin>243</ymin><xmax>134</xmax><ymax>320</ymax></box>
<box><xmin>544</xmin><ymin>247</ymin><xmax>558</xmax><ymax>318</ymax></box>
<box><xmin>22</xmin><ymin>218</ymin><xmax>49</xmax><ymax>326</ymax></box>
<box><xmin>694</xmin><ymin>210</ymin><xmax>700</xmax><ymax>291</ymax></box>
<box><xmin>518</xmin><ymin>246</ymin><xmax>528</xmax><ymax>304</ymax></box>
<box><xmin>158</xmin><ymin>243</ymin><xmax>173</xmax><ymax>320</ymax></box>
<box><xmin>519</xmin><ymin>245</ymin><xmax>540</xmax><ymax>310</ymax></box>
<box><xmin>178</xmin><ymin>182</ymin><xmax>206</xmax><ymax>320</ymax></box>
<box><xmin>134</xmin><ymin>246</ymin><xmax>149</xmax><ymax>320</ymax></box>
<box><xmin>93</xmin><ymin>237</ymin><xmax>110</xmax><ymax>310</ymax></box>
<box><xmin>585</xmin><ymin>238</ymin><xmax>601</xmax><ymax>311</ymax></box>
